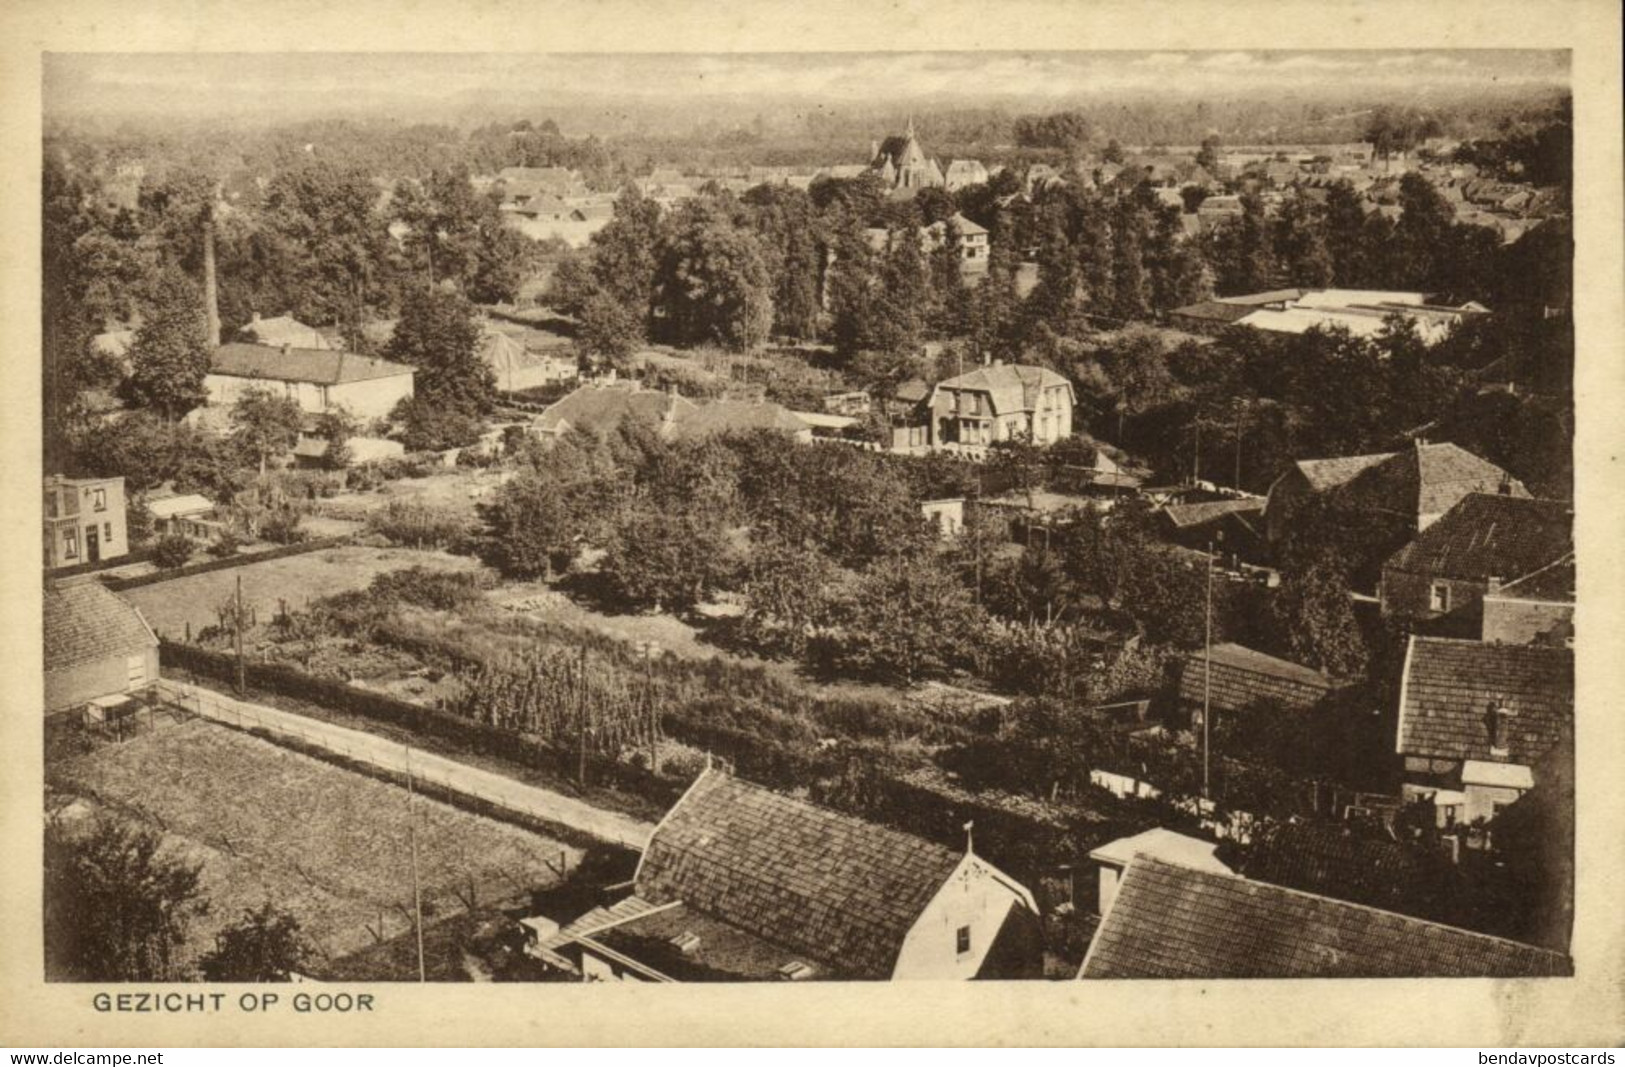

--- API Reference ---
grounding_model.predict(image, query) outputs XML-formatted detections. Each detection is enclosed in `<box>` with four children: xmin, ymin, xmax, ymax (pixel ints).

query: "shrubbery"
<box><xmin>152</xmin><ymin>533</ymin><xmax>194</xmax><ymax>569</ymax></box>
<box><xmin>365</xmin><ymin>498</ymin><xmax>470</xmax><ymax>550</ymax></box>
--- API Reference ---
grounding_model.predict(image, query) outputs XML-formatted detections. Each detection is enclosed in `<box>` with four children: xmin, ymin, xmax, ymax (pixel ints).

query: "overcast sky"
<box><xmin>46</xmin><ymin>51</ymin><xmax>1569</xmax><ymax>121</ymax></box>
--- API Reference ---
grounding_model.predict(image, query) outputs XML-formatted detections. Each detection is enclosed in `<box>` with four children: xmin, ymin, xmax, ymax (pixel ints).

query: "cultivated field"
<box><xmin>124</xmin><ymin>545</ymin><xmax>484</xmax><ymax>638</ymax></box>
<box><xmin>49</xmin><ymin>718</ymin><xmax>582</xmax><ymax>976</ymax></box>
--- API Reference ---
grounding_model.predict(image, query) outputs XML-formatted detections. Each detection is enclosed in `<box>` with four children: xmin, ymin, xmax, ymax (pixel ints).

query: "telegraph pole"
<box><xmin>405</xmin><ymin>748</ymin><xmax>426</xmax><ymax>983</ymax></box>
<box><xmin>1202</xmin><ymin>540</ymin><xmax>1214</xmax><ymax>802</ymax></box>
<box><xmin>234</xmin><ymin>574</ymin><xmax>246</xmax><ymax>696</ymax></box>
<box><xmin>577</xmin><ymin>642</ymin><xmax>589</xmax><ymax>788</ymax></box>
<box><xmin>641</xmin><ymin>642</ymin><xmax>659</xmax><ymax>776</ymax></box>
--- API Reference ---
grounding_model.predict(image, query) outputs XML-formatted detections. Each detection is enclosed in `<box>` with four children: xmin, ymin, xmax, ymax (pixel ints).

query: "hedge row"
<box><xmin>159</xmin><ymin>640</ymin><xmax>685</xmax><ymax>809</ymax></box>
<box><xmin>105</xmin><ymin>536</ymin><xmax>354</xmax><ymax>591</ymax></box>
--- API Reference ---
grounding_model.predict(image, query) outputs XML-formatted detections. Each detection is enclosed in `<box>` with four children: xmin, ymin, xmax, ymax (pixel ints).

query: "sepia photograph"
<box><xmin>4</xmin><ymin>0</ymin><xmax>1622</xmax><ymax>1048</ymax></box>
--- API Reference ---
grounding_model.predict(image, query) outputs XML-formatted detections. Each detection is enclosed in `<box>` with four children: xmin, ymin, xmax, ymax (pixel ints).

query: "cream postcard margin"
<box><xmin>0</xmin><ymin>0</ymin><xmax>1620</xmax><ymax>1047</ymax></box>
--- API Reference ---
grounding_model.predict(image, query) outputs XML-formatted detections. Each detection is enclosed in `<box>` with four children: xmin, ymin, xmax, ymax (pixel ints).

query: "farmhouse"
<box><xmin>531</xmin><ymin>769</ymin><xmax>1042</xmax><ymax>981</ymax></box>
<box><xmin>43</xmin><ymin>581</ymin><xmax>159</xmax><ymax>715</ymax></box>
<box><xmin>206</xmin><ymin>343</ymin><xmax>416</xmax><ymax>420</ymax></box>
<box><xmin>1396</xmin><ymin>636</ymin><xmax>1573</xmax><ymax>828</ymax></box>
<box><xmin>43</xmin><ymin>474</ymin><xmax>128</xmax><ymax>569</ymax></box>
<box><xmin>1264</xmin><ymin>441</ymin><xmax>1526</xmax><ymax>544</ymax></box>
<box><xmin>1079</xmin><ymin>856</ymin><xmax>1570</xmax><ymax>978</ymax></box>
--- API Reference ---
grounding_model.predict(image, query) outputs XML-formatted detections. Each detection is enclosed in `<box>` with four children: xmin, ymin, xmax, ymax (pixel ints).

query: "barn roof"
<box><xmin>1397</xmin><ymin>637</ymin><xmax>1572</xmax><ymax>763</ymax></box>
<box><xmin>1177</xmin><ymin>642</ymin><xmax>1344</xmax><ymax>714</ymax></box>
<box><xmin>635</xmin><ymin>769</ymin><xmax>965</xmax><ymax>979</ymax></box>
<box><xmin>43</xmin><ymin>582</ymin><xmax>158</xmax><ymax>676</ymax></box>
<box><xmin>1080</xmin><ymin>857</ymin><xmax>1571</xmax><ymax>978</ymax></box>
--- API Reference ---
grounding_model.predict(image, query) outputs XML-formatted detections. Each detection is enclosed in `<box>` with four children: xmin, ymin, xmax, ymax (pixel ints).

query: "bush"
<box><xmin>369</xmin><ymin>567</ymin><xmax>487</xmax><ymax>611</ymax></box>
<box><xmin>207</xmin><ymin>530</ymin><xmax>241</xmax><ymax>558</ymax></box>
<box><xmin>153</xmin><ymin>534</ymin><xmax>195</xmax><ymax>569</ymax></box>
<box><xmin>365</xmin><ymin>498</ymin><xmax>469</xmax><ymax>550</ymax></box>
<box><xmin>260</xmin><ymin>508</ymin><xmax>307</xmax><ymax>546</ymax></box>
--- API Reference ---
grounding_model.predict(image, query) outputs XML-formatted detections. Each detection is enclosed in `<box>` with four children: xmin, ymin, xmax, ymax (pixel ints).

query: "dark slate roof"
<box><xmin>1164</xmin><ymin>497</ymin><xmax>1264</xmax><ymax>529</ymax></box>
<box><xmin>636</xmin><ymin>770</ymin><xmax>964</xmax><ymax>979</ymax></box>
<box><xmin>1398</xmin><ymin>637</ymin><xmax>1573</xmax><ymax>763</ymax></box>
<box><xmin>1178</xmin><ymin>642</ymin><xmax>1342</xmax><ymax>713</ymax></box>
<box><xmin>1384</xmin><ymin>494</ymin><xmax>1572</xmax><ymax>583</ymax></box>
<box><xmin>43</xmin><ymin>582</ymin><xmax>158</xmax><ymax>675</ymax></box>
<box><xmin>1168</xmin><ymin>300</ymin><xmax>1255</xmax><ymax>325</ymax></box>
<box><xmin>596</xmin><ymin>901</ymin><xmax>813</xmax><ymax>982</ymax></box>
<box><xmin>211</xmin><ymin>343</ymin><xmax>416</xmax><ymax>386</ymax></box>
<box><xmin>1081</xmin><ymin>857</ymin><xmax>1572</xmax><ymax>978</ymax></box>
<box><xmin>1292</xmin><ymin>452</ymin><xmax>1395</xmax><ymax>492</ymax></box>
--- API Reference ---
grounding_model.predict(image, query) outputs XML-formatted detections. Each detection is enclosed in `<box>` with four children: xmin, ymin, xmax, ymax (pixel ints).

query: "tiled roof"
<box><xmin>1081</xmin><ymin>857</ymin><xmax>1571</xmax><ymax>978</ymax></box>
<box><xmin>1178</xmin><ymin>642</ymin><xmax>1343</xmax><ymax>713</ymax></box>
<box><xmin>43</xmin><ymin>582</ymin><xmax>158</xmax><ymax>676</ymax></box>
<box><xmin>1397</xmin><ymin>637</ymin><xmax>1573</xmax><ymax>763</ymax></box>
<box><xmin>1338</xmin><ymin>443</ymin><xmax>1525</xmax><ymax>521</ymax></box>
<box><xmin>675</xmin><ymin>400</ymin><xmax>809</xmax><ymax>439</ymax></box>
<box><xmin>1164</xmin><ymin>498</ymin><xmax>1263</xmax><ymax>529</ymax></box>
<box><xmin>935</xmin><ymin>364</ymin><xmax>1073</xmax><ymax>418</ymax></box>
<box><xmin>1384</xmin><ymin>495</ymin><xmax>1572</xmax><ymax>583</ymax></box>
<box><xmin>210</xmin><ymin>344</ymin><xmax>416</xmax><ymax>386</ymax></box>
<box><xmin>1293</xmin><ymin>452</ymin><xmax>1395</xmax><ymax>492</ymax></box>
<box><xmin>534</xmin><ymin>384</ymin><xmax>696</xmax><ymax>437</ymax></box>
<box><xmin>635</xmin><ymin>770</ymin><xmax>964</xmax><ymax>979</ymax></box>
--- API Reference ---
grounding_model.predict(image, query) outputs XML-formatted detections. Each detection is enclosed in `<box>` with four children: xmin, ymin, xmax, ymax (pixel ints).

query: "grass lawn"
<box><xmin>48</xmin><ymin>718</ymin><xmax>581</xmax><ymax>977</ymax></box>
<box><xmin>124</xmin><ymin>545</ymin><xmax>483</xmax><ymax>638</ymax></box>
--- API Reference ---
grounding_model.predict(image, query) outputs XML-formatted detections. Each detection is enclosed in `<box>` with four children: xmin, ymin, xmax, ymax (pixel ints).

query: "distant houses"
<box><xmin>1170</xmin><ymin>288</ymin><xmax>1490</xmax><ymax>345</ymax></box>
<box><xmin>529</xmin><ymin>768</ymin><xmax>1043</xmax><ymax>981</ymax></box>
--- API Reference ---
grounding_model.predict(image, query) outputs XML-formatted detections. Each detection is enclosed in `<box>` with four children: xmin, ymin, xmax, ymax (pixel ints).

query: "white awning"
<box><xmin>1462</xmin><ymin>760</ymin><xmax>1535</xmax><ymax>791</ymax></box>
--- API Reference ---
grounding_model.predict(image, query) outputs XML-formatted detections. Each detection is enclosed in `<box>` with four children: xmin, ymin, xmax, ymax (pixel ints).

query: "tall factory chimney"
<box><xmin>202</xmin><ymin>215</ymin><xmax>221</xmax><ymax>348</ymax></box>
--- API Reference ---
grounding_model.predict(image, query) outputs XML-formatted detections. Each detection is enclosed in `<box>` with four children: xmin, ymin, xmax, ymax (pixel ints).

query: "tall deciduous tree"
<box><xmin>230</xmin><ymin>386</ymin><xmax>305</xmax><ymax>474</ymax></box>
<box><xmin>654</xmin><ymin>200</ymin><xmax>775</xmax><ymax>351</ymax></box>
<box><xmin>387</xmin><ymin>287</ymin><xmax>492</xmax><ymax>414</ymax></box>
<box><xmin>44</xmin><ymin>819</ymin><xmax>206</xmax><ymax>981</ymax></box>
<box><xmin>122</xmin><ymin>267</ymin><xmax>212</xmax><ymax>420</ymax></box>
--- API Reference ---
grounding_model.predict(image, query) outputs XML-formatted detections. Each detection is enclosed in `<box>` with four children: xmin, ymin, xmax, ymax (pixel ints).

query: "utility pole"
<box><xmin>234</xmin><ymin>574</ymin><xmax>246</xmax><ymax>696</ymax></box>
<box><xmin>1202</xmin><ymin>540</ymin><xmax>1214</xmax><ymax>802</ymax></box>
<box><xmin>1234</xmin><ymin>410</ymin><xmax>1243</xmax><ymax>492</ymax></box>
<box><xmin>405</xmin><ymin>748</ymin><xmax>426</xmax><ymax>983</ymax></box>
<box><xmin>1193</xmin><ymin>418</ymin><xmax>1202</xmax><ymax>486</ymax></box>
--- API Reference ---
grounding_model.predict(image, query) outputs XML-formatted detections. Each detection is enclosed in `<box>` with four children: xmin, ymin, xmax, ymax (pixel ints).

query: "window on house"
<box><xmin>92</xmin><ymin>487</ymin><xmax>107</xmax><ymax>512</ymax></box>
<box><xmin>104</xmin><ymin>522</ymin><xmax>113</xmax><ymax>541</ymax></box>
<box><xmin>1429</xmin><ymin>582</ymin><xmax>1450</xmax><ymax>613</ymax></box>
<box><xmin>45</xmin><ymin>491</ymin><xmax>58</xmax><ymax>519</ymax></box>
<box><xmin>956</xmin><ymin>926</ymin><xmax>971</xmax><ymax>955</ymax></box>
<box><xmin>62</xmin><ymin>528</ymin><xmax>78</xmax><ymax>561</ymax></box>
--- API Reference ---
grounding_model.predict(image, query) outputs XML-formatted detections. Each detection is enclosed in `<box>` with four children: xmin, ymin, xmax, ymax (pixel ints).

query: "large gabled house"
<box><xmin>926</xmin><ymin>363</ymin><xmax>1074</xmax><ymax>455</ymax></box>
<box><xmin>530</xmin><ymin>769</ymin><xmax>1042</xmax><ymax>981</ymax></box>
<box><xmin>1396</xmin><ymin>636</ymin><xmax>1572</xmax><ymax>828</ymax></box>
<box><xmin>1379</xmin><ymin>493</ymin><xmax>1573</xmax><ymax>637</ymax></box>
<box><xmin>1078</xmin><ymin>856</ymin><xmax>1570</xmax><ymax>978</ymax></box>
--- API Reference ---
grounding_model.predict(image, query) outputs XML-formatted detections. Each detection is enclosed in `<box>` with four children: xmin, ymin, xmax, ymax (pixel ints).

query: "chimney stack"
<box><xmin>202</xmin><ymin>217</ymin><xmax>221</xmax><ymax>348</ymax></box>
